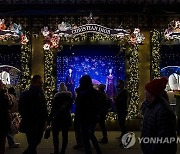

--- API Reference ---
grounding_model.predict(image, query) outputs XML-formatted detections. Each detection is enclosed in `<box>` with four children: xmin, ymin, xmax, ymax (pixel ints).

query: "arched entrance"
<box><xmin>0</xmin><ymin>19</ymin><xmax>31</xmax><ymax>91</ymax></box>
<box><xmin>41</xmin><ymin>14</ymin><xmax>145</xmax><ymax>120</ymax></box>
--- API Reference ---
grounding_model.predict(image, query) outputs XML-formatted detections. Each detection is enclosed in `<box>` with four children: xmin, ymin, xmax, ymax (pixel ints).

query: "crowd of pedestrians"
<box><xmin>0</xmin><ymin>75</ymin><xmax>179</xmax><ymax>154</ymax></box>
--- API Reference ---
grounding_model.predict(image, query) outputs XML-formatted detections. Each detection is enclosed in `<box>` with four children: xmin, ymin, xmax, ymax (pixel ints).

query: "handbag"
<box><xmin>44</xmin><ymin>126</ymin><xmax>51</xmax><ymax>139</ymax></box>
<box><xmin>9</xmin><ymin>113</ymin><xmax>20</xmax><ymax>135</ymax></box>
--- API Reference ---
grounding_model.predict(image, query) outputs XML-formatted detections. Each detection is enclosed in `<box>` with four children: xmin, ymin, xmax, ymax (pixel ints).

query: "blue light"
<box><xmin>57</xmin><ymin>45</ymin><xmax>125</xmax><ymax>89</ymax></box>
<box><xmin>160</xmin><ymin>45</ymin><xmax>180</xmax><ymax>77</ymax></box>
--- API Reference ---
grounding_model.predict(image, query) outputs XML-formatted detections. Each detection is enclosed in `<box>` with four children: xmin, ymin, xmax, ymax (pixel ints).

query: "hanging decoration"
<box><xmin>41</xmin><ymin>14</ymin><xmax>145</xmax><ymax>47</ymax></box>
<box><xmin>41</xmin><ymin>13</ymin><xmax>145</xmax><ymax>117</ymax></box>
<box><xmin>0</xmin><ymin>19</ymin><xmax>29</xmax><ymax>44</ymax></box>
<box><xmin>164</xmin><ymin>20</ymin><xmax>180</xmax><ymax>40</ymax></box>
<box><xmin>129</xmin><ymin>28</ymin><xmax>145</xmax><ymax>44</ymax></box>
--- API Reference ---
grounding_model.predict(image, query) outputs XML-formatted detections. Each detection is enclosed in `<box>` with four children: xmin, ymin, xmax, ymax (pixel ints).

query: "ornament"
<box><xmin>41</xmin><ymin>27</ymin><xmax>50</xmax><ymax>37</ymax></box>
<box><xmin>58</xmin><ymin>22</ymin><xmax>71</xmax><ymax>31</ymax></box>
<box><xmin>0</xmin><ymin>19</ymin><xmax>6</xmax><ymax>30</ymax></box>
<box><xmin>164</xmin><ymin>21</ymin><xmax>180</xmax><ymax>40</ymax></box>
<box><xmin>21</xmin><ymin>35</ymin><xmax>29</xmax><ymax>45</ymax></box>
<box><xmin>43</xmin><ymin>43</ymin><xmax>50</xmax><ymax>50</ymax></box>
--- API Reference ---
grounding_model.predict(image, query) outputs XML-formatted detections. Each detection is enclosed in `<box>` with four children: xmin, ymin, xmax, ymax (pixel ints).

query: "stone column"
<box><xmin>31</xmin><ymin>33</ymin><xmax>44</xmax><ymax>81</ymax></box>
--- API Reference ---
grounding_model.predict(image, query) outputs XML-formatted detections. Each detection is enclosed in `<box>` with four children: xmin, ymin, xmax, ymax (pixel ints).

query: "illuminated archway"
<box><xmin>41</xmin><ymin>14</ymin><xmax>145</xmax><ymax>119</ymax></box>
<box><xmin>0</xmin><ymin>19</ymin><xmax>31</xmax><ymax>91</ymax></box>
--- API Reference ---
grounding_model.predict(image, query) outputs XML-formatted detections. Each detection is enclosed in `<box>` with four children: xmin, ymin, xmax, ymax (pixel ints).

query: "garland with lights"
<box><xmin>43</xmin><ymin>33</ymin><xmax>141</xmax><ymax>118</ymax></box>
<box><xmin>126</xmin><ymin>44</ymin><xmax>139</xmax><ymax>119</ymax></box>
<box><xmin>0</xmin><ymin>19</ymin><xmax>30</xmax><ymax>90</ymax></box>
<box><xmin>42</xmin><ymin>18</ymin><xmax>145</xmax><ymax>117</ymax></box>
<box><xmin>151</xmin><ymin>21</ymin><xmax>180</xmax><ymax>79</ymax></box>
<box><xmin>20</xmin><ymin>43</ymin><xmax>31</xmax><ymax>91</ymax></box>
<box><xmin>151</xmin><ymin>30</ymin><xmax>161</xmax><ymax>79</ymax></box>
<box><xmin>44</xmin><ymin>48</ymin><xmax>56</xmax><ymax>112</ymax></box>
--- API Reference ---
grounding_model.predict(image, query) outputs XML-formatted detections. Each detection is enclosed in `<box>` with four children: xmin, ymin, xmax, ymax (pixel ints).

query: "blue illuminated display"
<box><xmin>57</xmin><ymin>45</ymin><xmax>125</xmax><ymax>89</ymax></box>
<box><xmin>160</xmin><ymin>45</ymin><xmax>180</xmax><ymax>77</ymax></box>
<box><xmin>161</xmin><ymin>66</ymin><xmax>180</xmax><ymax>77</ymax></box>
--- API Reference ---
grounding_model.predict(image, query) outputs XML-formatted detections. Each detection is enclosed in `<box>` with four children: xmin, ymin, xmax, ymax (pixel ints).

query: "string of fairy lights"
<box><xmin>59</xmin><ymin>33</ymin><xmax>126</xmax><ymax>43</ymax></box>
<box><xmin>0</xmin><ymin>28</ymin><xmax>31</xmax><ymax>91</ymax></box>
<box><xmin>43</xmin><ymin>33</ymin><xmax>141</xmax><ymax>120</ymax></box>
<box><xmin>20</xmin><ymin>37</ymin><xmax>31</xmax><ymax>91</ymax></box>
<box><xmin>44</xmin><ymin>49</ymin><xmax>56</xmax><ymax>112</ymax></box>
<box><xmin>126</xmin><ymin>44</ymin><xmax>139</xmax><ymax>119</ymax></box>
<box><xmin>151</xmin><ymin>30</ymin><xmax>161</xmax><ymax>79</ymax></box>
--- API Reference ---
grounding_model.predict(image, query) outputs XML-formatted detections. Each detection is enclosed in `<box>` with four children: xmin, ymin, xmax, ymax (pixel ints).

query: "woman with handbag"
<box><xmin>48</xmin><ymin>82</ymin><xmax>73</xmax><ymax>154</ymax></box>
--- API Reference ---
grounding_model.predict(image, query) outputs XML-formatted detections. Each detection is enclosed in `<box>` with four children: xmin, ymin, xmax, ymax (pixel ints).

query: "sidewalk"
<box><xmin>5</xmin><ymin>131</ymin><xmax>180</xmax><ymax>154</ymax></box>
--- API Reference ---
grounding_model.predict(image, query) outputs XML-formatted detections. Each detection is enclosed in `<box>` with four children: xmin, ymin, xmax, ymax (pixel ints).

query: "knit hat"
<box><xmin>145</xmin><ymin>77</ymin><xmax>168</xmax><ymax>97</ymax></box>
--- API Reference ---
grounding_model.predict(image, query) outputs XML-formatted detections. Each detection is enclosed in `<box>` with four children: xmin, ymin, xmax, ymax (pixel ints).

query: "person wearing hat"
<box><xmin>141</xmin><ymin>77</ymin><xmax>177</xmax><ymax>154</ymax></box>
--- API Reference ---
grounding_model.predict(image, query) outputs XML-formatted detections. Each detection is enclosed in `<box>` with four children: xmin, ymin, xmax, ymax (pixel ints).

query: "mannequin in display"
<box><xmin>169</xmin><ymin>73</ymin><xmax>180</xmax><ymax>91</ymax></box>
<box><xmin>65</xmin><ymin>68</ymin><xmax>75</xmax><ymax>99</ymax></box>
<box><xmin>106</xmin><ymin>69</ymin><xmax>116</xmax><ymax>99</ymax></box>
<box><xmin>0</xmin><ymin>71</ymin><xmax>10</xmax><ymax>85</ymax></box>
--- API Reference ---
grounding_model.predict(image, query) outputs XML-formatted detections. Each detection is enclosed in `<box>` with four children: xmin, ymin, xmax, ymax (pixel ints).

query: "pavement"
<box><xmin>5</xmin><ymin>131</ymin><xmax>180</xmax><ymax>154</ymax></box>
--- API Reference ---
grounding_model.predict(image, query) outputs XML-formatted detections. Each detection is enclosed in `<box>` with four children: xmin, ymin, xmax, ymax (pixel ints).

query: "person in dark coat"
<box><xmin>97</xmin><ymin>84</ymin><xmax>111</xmax><ymax>144</ymax></box>
<box><xmin>0</xmin><ymin>81</ymin><xmax>12</xmax><ymax>154</ymax></box>
<box><xmin>75</xmin><ymin>75</ymin><xmax>102</xmax><ymax>154</ymax></box>
<box><xmin>7</xmin><ymin>87</ymin><xmax>20</xmax><ymax>148</ymax></box>
<box><xmin>48</xmin><ymin>82</ymin><xmax>73</xmax><ymax>154</ymax></box>
<box><xmin>114</xmin><ymin>80</ymin><xmax>129</xmax><ymax>140</ymax></box>
<box><xmin>141</xmin><ymin>77</ymin><xmax>177</xmax><ymax>154</ymax></box>
<box><xmin>18</xmin><ymin>75</ymin><xmax>48</xmax><ymax>154</ymax></box>
<box><xmin>73</xmin><ymin>87</ymin><xmax>84</xmax><ymax>150</ymax></box>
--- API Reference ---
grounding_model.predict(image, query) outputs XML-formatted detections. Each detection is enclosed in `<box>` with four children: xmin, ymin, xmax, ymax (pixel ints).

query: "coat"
<box><xmin>141</xmin><ymin>97</ymin><xmax>177</xmax><ymax>154</ymax></box>
<box><xmin>18</xmin><ymin>86</ymin><xmax>48</xmax><ymax>132</ymax></box>
<box><xmin>115</xmin><ymin>88</ymin><xmax>129</xmax><ymax>114</ymax></box>
<box><xmin>99</xmin><ymin>92</ymin><xmax>111</xmax><ymax>119</ymax></box>
<box><xmin>75</xmin><ymin>87</ymin><xmax>102</xmax><ymax>124</ymax></box>
<box><xmin>0</xmin><ymin>90</ymin><xmax>11</xmax><ymax>136</ymax></box>
<box><xmin>49</xmin><ymin>91</ymin><xmax>73</xmax><ymax>128</ymax></box>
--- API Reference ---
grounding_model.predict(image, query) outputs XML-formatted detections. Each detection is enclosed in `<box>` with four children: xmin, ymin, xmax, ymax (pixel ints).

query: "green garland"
<box><xmin>151</xmin><ymin>30</ymin><xmax>161</xmax><ymax>79</ymax></box>
<box><xmin>44</xmin><ymin>49</ymin><xmax>56</xmax><ymax>112</ymax></box>
<box><xmin>60</xmin><ymin>33</ymin><xmax>125</xmax><ymax>44</ymax></box>
<box><xmin>20</xmin><ymin>33</ymin><xmax>31</xmax><ymax>91</ymax></box>
<box><xmin>127</xmin><ymin>44</ymin><xmax>139</xmax><ymax>119</ymax></box>
<box><xmin>44</xmin><ymin>34</ymin><xmax>140</xmax><ymax>119</ymax></box>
